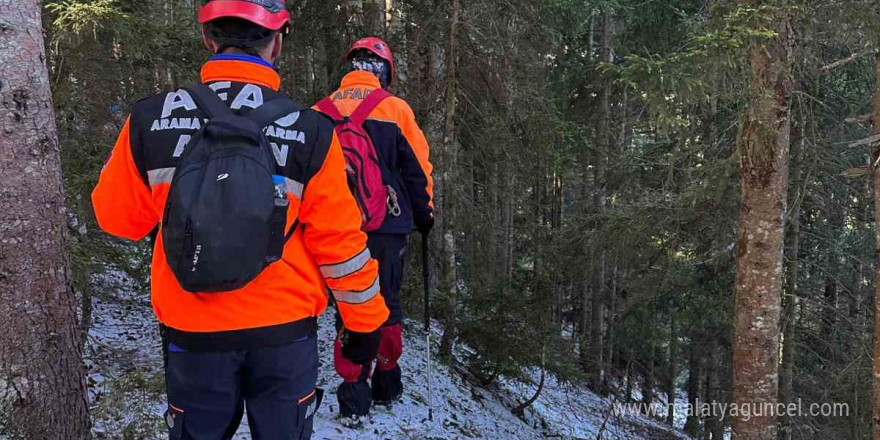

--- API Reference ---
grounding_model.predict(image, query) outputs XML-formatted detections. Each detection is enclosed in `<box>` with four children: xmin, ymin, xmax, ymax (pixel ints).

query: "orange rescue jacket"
<box><xmin>92</xmin><ymin>57</ymin><xmax>389</xmax><ymax>350</ymax></box>
<box><xmin>317</xmin><ymin>71</ymin><xmax>434</xmax><ymax>234</ymax></box>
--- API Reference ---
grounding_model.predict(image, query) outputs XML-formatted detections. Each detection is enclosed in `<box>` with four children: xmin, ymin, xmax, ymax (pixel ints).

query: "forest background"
<box><xmin>5</xmin><ymin>0</ymin><xmax>880</xmax><ymax>438</ymax></box>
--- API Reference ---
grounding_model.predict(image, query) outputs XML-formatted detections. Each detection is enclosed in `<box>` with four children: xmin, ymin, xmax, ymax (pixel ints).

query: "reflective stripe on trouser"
<box><xmin>164</xmin><ymin>337</ymin><xmax>321</xmax><ymax>440</ymax></box>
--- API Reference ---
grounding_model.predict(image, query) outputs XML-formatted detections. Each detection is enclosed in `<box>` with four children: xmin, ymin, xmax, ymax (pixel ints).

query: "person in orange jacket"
<box><xmin>316</xmin><ymin>37</ymin><xmax>434</xmax><ymax>424</ymax></box>
<box><xmin>92</xmin><ymin>2</ymin><xmax>388</xmax><ymax>438</ymax></box>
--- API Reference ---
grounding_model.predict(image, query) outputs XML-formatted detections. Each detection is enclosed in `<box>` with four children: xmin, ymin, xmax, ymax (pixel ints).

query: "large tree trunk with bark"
<box><xmin>870</xmin><ymin>52</ymin><xmax>880</xmax><ymax>440</ymax></box>
<box><xmin>731</xmin><ymin>2</ymin><xmax>793</xmax><ymax>439</ymax></box>
<box><xmin>0</xmin><ymin>1</ymin><xmax>90</xmax><ymax>438</ymax></box>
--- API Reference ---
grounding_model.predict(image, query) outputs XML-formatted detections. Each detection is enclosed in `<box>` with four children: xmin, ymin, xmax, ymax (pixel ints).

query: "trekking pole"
<box><xmin>422</xmin><ymin>232</ymin><xmax>433</xmax><ymax>422</ymax></box>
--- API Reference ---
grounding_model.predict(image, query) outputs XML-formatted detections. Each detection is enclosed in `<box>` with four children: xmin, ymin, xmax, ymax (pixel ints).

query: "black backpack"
<box><xmin>162</xmin><ymin>84</ymin><xmax>304</xmax><ymax>293</ymax></box>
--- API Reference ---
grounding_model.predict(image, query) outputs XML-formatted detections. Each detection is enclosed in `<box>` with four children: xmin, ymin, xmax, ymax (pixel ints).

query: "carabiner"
<box><xmin>387</xmin><ymin>186</ymin><xmax>402</xmax><ymax>217</ymax></box>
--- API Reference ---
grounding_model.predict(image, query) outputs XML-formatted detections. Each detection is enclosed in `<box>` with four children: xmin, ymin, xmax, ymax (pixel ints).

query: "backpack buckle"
<box><xmin>387</xmin><ymin>186</ymin><xmax>402</xmax><ymax>217</ymax></box>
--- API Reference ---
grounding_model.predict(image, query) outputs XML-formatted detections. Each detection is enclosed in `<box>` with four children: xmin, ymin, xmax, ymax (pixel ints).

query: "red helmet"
<box><xmin>199</xmin><ymin>0</ymin><xmax>290</xmax><ymax>31</ymax></box>
<box><xmin>346</xmin><ymin>37</ymin><xmax>395</xmax><ymax>83</ymax></box>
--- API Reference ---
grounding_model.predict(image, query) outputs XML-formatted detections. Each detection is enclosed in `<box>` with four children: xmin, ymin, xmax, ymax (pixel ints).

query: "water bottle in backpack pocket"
<box><xmin>266</xmin><ymin>175</ymin><xmax>290</xmax><ymax>264</ymax></box>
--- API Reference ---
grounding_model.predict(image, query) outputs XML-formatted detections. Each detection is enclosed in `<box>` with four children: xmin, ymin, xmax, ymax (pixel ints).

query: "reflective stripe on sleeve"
<box><xmin>331</xmin><ymin>275</ymin><xmax>380</xmax><ymax>305</ymax></box>
<box><xmin>320</xmin><ymin>248</ymin><xmax>371</xmax><ymax>279</ymax></box>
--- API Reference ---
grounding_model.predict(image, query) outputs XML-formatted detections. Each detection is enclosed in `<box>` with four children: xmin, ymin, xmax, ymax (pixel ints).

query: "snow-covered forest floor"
<box><xmin>87</xmin><ymin>275</ymin><xmax>695</xmax><ymax>439</ymax></box>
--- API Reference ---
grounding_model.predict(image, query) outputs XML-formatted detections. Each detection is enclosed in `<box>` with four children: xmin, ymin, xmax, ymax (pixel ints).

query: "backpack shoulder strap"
<box><xmin>349</xmin><ymin>89</ymin><xmax>391</xmax><ymax>126</ymax></box>
<box><xmin>245</xmin><ymin>98</ymin><xmax>306</xmax><ymax>128</ymax></box>
<box><xmin>315</xmin><ymin>98</ymin><xmax>345</xmax><ymax>122</ymax></box>
<box><xmin>186</xmin><ymin>83</ymin><xmax>232</xmax><ymax>119</ymax></box>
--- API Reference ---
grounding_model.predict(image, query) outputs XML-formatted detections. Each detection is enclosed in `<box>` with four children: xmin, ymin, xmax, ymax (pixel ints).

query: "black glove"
<box><xmin>341</xmin><ymin>329</ymin><xmax>381</xmax><ymax>365</ymax></box>
<box><xmin>416</xmin><ymin>217</ymin><xmax>434</xmax><ymax>236</ymax></box>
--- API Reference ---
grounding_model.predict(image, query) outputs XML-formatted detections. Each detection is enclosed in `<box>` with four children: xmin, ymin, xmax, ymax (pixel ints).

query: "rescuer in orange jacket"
<box><xmin>316</xmin><ymin>37</ymin><xmax>434</xmax><ymax>424</ymax></box>
<box><xmin>92</xmin><ymin>2</ymin><xmax>388</xmax><ymax>438</ymax></box>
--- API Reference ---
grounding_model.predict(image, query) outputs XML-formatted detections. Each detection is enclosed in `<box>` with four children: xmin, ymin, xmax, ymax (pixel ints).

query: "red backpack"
<box><xmin>317</xmin><ymin>89</ymin><xmax>397</xmax><ymax>231</ymax></box>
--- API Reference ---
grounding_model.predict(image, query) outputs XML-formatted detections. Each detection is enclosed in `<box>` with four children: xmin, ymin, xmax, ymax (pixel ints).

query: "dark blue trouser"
<box><xmin>163</xmin><ymin>337</ymin><xmax>321</xmax><ymax>440</ymax></box>
<box><xmin>368</xmin><ymin>233</ymin><xmax>407</xmax><ymax>326</ymax></box>
<box><xmin>335</xmin><ymin>233</ymin><xmax>407</xmax><ymax>417</ymax></box>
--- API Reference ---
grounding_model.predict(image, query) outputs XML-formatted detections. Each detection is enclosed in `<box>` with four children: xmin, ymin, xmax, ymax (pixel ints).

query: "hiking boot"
<box><xmin>340</xmin><ymin>414</ymin><xmax>364</xmax><ymax>429</ymax></box>
<box><xmin>372</xmin><ymin>392</ymin><xmax>403</xmax><ymax>409</ymax></box>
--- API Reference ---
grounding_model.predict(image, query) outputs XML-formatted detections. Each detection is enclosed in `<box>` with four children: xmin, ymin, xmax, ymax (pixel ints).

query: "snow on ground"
<box><xmin>88</xmin><ymin>280</ymin><xmax>694</xmax><ymax>440</ymax></box>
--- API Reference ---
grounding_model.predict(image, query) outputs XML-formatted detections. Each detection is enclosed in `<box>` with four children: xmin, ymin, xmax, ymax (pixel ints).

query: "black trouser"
<box><xmin>163</xmin><ymin>337</ymin><xmax>322</xmax><ymax>440</ymax></box>
<box><xmin>335</xmin><ymin>233</ymin><xmax>407</xmax><ymax>417</ymax></box>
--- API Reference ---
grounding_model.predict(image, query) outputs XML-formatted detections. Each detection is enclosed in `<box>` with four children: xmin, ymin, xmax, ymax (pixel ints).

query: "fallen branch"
<box><xmin>822</xmin><ymin>47</ymin><xmax>878</xmax><ymax>72</ymax></box>
<box><xmin>846</xmin><ymin>134</ymin><xmax>880</xmax><ymax>149</ymax></box>
<box><xmin>596</xmin><ymin>393</ymin><xmax>619</xmax><ymax>440</ymax></box>
<box><xmin>843</xmin><ymin>166</ymin><xmax>870</xmax><ymax>178</ymax></box>
<box><xmin>845</xmin><ymin>114</ymin><xmax>873</xmax><ymax>124</ymax></box>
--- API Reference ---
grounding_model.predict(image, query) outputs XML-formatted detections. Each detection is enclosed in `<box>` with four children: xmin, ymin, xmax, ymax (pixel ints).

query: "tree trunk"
<box><xmin>625</xmin><ymin>350</ymin><xmax>634</xmax><ymax>402</ymax></box>
<box><xmin>731</xmin><ymin>2</ymin><xmax>792</xmax><ymax>439</ymax></box>
<box><xmin>642</xmin><ymin>345</ymin><xmax>655</xmax><ymax>414</ymax></box>
<box><xmin>778</xmin><ymin>108</ymin><xmax>804</xmax><ymax>440</ymax></box>
<box><xmin>438</xmin><ymin>230</ymin><xmax>457</xmax><ymax>361</ymax></box>
<box><xmin>0</xmin><ymin>1</ymin><xmax>90</xmax><ymax>438</ymax></box>
<box><xmin>604</xmin><ymin>260</ymin><xmax>617</xmax><ymax>393</ymax></box>
<box><xmin>870</xmin><ymin>52</ymin><xmax>880</xmax><ymax>440</ymax></box>
<box><xmin>821</xmin><ymin>266</ymin><xmax>839</xmax><ymax>349</ymax></box>
<box><xmin>438</xmin><ymin>0</ymin><xmax>460</xmax><ymax>363</ymax></box>
<box><xmin>589</xmin><ymin>254</ymin><xmax>605</xmax><ymax>392</ymax></box>
<box><xmin>345</xmin><ymin>0</ymin><xmax>365</xmax><ymax>30</ymax></box>
<box><xmin>705</xmin><ymin>342</ymin><xmax>726</xmax><ymax>440</ymax></box>
<box><xmin>685</xmin><ymin>336</ymin><xmax>704</xmax><ymax>435</ymax></box>
<box><xmin>588</xmin><ymin>11</ymin><xmax>612</xmax><ymax>394</ymax></box>
<box><xmin>666</xmin><ymin>316</ymin><xmax>678</xmax><ymax>427</ymax></box>
<box><xmin>362</xmin><ymin>0</ymin><xmax>386</xmax><ymax>36</ymax></box>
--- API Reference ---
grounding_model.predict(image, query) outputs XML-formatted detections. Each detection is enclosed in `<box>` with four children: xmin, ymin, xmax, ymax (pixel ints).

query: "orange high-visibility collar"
<box><xmin>340</xmin><ymin>70</ymin><xmax>381</xmax><ymax>90</ymax></box>
<box><xmin>200</xmin><ymin>59</ymin><xmax>281</xmax><ymax>90</ymax></box>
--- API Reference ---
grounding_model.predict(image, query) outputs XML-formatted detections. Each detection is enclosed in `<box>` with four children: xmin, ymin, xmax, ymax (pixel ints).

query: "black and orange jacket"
<box><xmin>318</xmin><ymin>71</ymin><xmax>434</xmax><ymax>234</ymax></box>
<box><xmin>93</xmin><ymin>55</ymin><xmax>389</xmax><ymax>350</ymax></box>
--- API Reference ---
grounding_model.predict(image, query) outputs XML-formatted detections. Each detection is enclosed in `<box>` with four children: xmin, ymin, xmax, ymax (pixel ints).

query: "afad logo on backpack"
<box><xmin>150</xmin><ymin>87</ymin><xmax>306</xmax><ymax>166</ymax></box>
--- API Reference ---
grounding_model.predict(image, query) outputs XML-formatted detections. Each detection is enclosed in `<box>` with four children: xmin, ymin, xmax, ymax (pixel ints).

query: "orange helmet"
<box><xmin>346</xmin><ymin>37</ymin><xmax>395</xmax><ymax>84</ymax></box>
<box><xmin>199</xmin><ymin>0</ymin><xmax>290</xmax><ymax>31</ymax></box>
